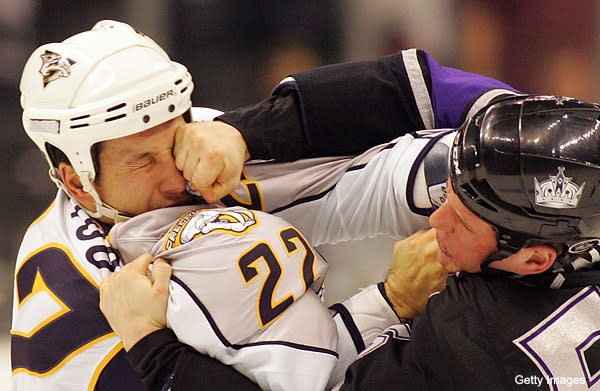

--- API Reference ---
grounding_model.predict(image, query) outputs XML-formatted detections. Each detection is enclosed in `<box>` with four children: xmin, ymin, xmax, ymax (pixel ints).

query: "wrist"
<box><xmin>120</xmin><ymin>323</ymin><xmax>165</xmax><ymax>351</ymax></box>
<box><xmin>383</xmin><ymin>281</ymin><xmax>415</xmax><ymax>320</ymax></box>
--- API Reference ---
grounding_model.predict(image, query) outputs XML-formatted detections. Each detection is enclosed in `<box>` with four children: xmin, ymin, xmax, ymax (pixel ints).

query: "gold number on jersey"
<box><xmin>237</xmin><ymin>227</ymin><xmax>318</xmax><ymax>328</ymax></box>
<box><xmin>221</xmin><ymin>170</ymin><xmax>265</xmax><ymax>210</ymax></box>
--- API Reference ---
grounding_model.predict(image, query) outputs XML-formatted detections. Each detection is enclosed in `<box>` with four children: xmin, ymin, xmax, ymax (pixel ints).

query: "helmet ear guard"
<box><xmin>450</xmin><ymin>95</ymin><xmax>600</xmax><ymax>264</ymax></box>
<box><xmin>20</xmin><ymin>20</ymin><xmax>194</xmax><ymax>222</ymax></box>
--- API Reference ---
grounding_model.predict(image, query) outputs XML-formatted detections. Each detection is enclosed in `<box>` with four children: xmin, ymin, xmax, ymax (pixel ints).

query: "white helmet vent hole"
<box><xmin>107</xmin><ymin>102</ymin><xmax>126</xmax><ymax>112</ymax></box>
<box><xmin>143</xmin><ymin>115</ymin><xmax>150</xmax><ymax>123</ymax></box>
<box><xmin>168</xmin><ymin>104</ymin><xmax>175</xmax><ymax>112</ymax></box>
<box><xmin>106</xmin><ymin>113</ymin><xmax>127</xmax><ymax>122</ymax></box>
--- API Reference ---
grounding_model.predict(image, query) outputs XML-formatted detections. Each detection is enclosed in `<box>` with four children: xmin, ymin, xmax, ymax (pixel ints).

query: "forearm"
<box><xmin>216</xmin><ymin>91</ymin><xmax>307</xmax><ymax>161</ymax></box>
<box><xmin>217</xmin><ymin>49</ymin><xmax>519</xmax><ymax>162</ymax></box>
<box><xmin>127</xmin><ymin>329</ymin><xmax>262</xmax><ymax>391</ymax></box>
<box><xmin>217</xmin><ymin>52</ymin><xmax>424</xmax><ymax>161</ymax></box>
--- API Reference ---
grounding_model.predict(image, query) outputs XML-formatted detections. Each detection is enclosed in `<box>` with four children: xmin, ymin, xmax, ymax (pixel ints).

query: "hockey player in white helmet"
<box><xmin>12</xmin><ymin>20</ymin><xmax>208</xmax><ymax>391</ymax></box>
<box><xmin>11</xmin><ymin>20</ymin><xmax>436</xmax><ymax>391</ymax></box>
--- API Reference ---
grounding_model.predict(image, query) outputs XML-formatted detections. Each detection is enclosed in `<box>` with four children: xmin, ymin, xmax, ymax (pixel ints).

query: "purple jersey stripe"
<box><xmin>424</xmin><ymin>52</ymin><xmax>519</xmax><ymax>128</ymax></box>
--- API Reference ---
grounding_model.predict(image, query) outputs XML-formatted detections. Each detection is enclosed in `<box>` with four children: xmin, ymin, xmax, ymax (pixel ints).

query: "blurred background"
<box><xmin>2</xmin><ymin>0</ymin><xmax>600</xmax><ymax>387</ymax></box>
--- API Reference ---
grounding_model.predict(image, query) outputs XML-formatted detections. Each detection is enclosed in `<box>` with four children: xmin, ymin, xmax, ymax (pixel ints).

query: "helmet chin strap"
<box><xmin>479</xmin><ymin>229</ymin><xmax>523</xmax><ymax>273</ymax></box>
<box><xmin>480</xmin><ymin>249</ymin><xmax>513</xmax><ymax>273</ymax></box>
<box><xmin>48</xmin><ymin>166</ymin><xmax>131</xmax><ymax>224</ymax></box>
<box><xmin>78</xmin><ymin>173</ymin><xmax>131</xmax><ymax>224</ymax></box>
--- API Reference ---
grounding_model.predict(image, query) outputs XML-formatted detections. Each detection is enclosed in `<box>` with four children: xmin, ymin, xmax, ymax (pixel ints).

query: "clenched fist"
<box><xmin>174</xmin><ymin>121</ymin><xmax>250</xmax><ymax>203</ymax></box>
<box><xmin>384</xmin><ymin>229</ymin><xmax>448</xmax><ymax>320</ymax></box>
<box><xmin>99</xmin><ymin>254</ymin><xmax>172</xmax><ymax>351</ymax></box>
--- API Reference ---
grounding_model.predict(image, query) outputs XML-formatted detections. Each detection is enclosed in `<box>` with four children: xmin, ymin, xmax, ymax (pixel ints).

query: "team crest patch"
<box><xmin>164</xmin><ymin>209</ymin><xmax>258</xmax><ymax>250</ymax></box>
<box><xmin>534</xmin><ymin>166</ymin><xmax>585</xmax><ymax>209</ymax></box>
<box><xmin>39</xmin><ymin>50</ymin><xmax>76</xmax><ymax>87</ymax></box>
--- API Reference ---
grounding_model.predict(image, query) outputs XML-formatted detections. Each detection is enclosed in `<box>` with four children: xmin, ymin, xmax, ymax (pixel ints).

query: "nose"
<box><xmin>429</xmin><ymin>201</ymin><xmax>452</xmax><ymax>233</ymax></box>
<box><xmin>157</xmin><ymin>160</ymin><xmax>187</xmax><ymax>194</ymax></box>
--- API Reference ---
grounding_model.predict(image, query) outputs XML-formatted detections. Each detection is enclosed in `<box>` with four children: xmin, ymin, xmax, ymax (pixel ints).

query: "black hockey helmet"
<box><xmin>450</xmin><ymin>95</ymin><xmax>600</xmax><ymax>260</ymax></box>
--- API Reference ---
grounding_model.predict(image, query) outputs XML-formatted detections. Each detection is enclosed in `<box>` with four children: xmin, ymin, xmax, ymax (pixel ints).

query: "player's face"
<box><xmin>429</xmin><ymin>181</ymin><xmax>498</xmax><ymax>273</ymax></box>
<box><xmin>94</xmin><ymin>116</ymin><xmax>192</xmax><ymax>217</ymax></box>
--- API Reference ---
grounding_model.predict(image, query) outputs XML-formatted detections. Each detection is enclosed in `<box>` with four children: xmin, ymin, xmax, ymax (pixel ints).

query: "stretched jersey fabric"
<box><xmin>11</xmin><ymin>128</ymin><xmax>459</xmax><ymax>391</ymax></box>
<box><xmin>193</xmin><ymin>106</ymin><xmax>461</xmax><ymax>246</ymax></box>
<box><xmin>220</xmin><ymin>129</ymin><xmax>457</xmax><ymax>247</ymax></box>
<box><xmin>108</xmin><ymin>205</ymin><xmax>337</xmax><ymax>391</ymax></box>
<box><xmin>338</xmin><ymin>271</ymin><xmax>600</xmax><ymax>391</ymax></box>
<box><xmin>10</xmin><ymin>192</ymin><xmax>395</xmax><ymax>391</ymax></box>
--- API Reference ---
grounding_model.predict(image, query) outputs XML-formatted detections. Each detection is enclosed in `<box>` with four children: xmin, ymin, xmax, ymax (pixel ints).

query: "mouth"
<box><xmin>436</xmin><ymin>232</ymin><xmax>450</xmax><ymax>257</ymax></box>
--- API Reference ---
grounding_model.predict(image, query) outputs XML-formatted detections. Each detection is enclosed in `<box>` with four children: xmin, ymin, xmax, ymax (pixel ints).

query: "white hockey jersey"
<box><xmin>11</xmin><ymin>193</ymin><xmax>135</xmax><ymax>391</ymax></box>
<box><xmin>108</xmin><ymin>205</ymin><xmax>339</xmax><ymax>391</ymax></box>
<box><xmin>10</xmin><ymin>189</ymin><xmax>397</xmax><ymax>391</ymax></box>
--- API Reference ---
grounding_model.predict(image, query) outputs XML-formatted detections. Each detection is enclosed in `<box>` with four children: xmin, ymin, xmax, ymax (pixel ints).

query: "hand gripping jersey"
<box><xmin>107</xmin><ymin>205</ymin><xmax>338</xmax><ymax>391</ymax></box>
<box><xmin>10</xmin><ymin>192</ymin><xmax>396</xmax><ymax>391</ymax></box>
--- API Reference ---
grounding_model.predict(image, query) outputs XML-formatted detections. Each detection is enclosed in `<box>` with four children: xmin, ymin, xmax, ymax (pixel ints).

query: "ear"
<box><xmin>58</xmin><ymin>162</ymin><xmax>96</xmax><ymax>211</ymax></box>
<box><xmin>489</xmin><ymin>245</ymin><xmax>557</xmax><ymax>275</ymax></box>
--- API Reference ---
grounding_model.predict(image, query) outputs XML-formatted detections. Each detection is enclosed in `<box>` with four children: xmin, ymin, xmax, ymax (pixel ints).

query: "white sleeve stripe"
<box><xmin>402</xmin><ymin>48</ymin><xmax>434</xmax><ymax>129</ymax></box>
<box><xmin>465</xmin><ymin>89</ymin><xmax>521</xmax><ymax>120</ymax></box>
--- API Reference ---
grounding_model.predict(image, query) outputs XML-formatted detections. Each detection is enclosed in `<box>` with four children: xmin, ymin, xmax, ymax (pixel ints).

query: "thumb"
<box><xmin>127</xmin><ymin>253</ymin><xmax>154</xmax><ymax>275</ymax></box>
<box><xmin>151</xmin><ymin>258</ymin><xmax>172</xmax><ymax>295</ymax></box>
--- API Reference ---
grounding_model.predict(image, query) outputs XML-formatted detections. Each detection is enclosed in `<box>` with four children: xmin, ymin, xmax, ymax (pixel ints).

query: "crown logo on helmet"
<box><xmin>39</xmin><ymin>50</ymin><xmax>76</xmax><ymax>87</ymax></box>
<box><xmin>534</xmin><ymin>166</ymin><xmax>585</xmax><ymax>209</ymax></box>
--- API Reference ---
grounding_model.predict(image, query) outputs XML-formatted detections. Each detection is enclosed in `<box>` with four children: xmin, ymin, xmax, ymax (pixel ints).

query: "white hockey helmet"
<box><xmin>20</xmin><ymin>20</ymin><xmax>193</xmax><ymax>222</ymax></box>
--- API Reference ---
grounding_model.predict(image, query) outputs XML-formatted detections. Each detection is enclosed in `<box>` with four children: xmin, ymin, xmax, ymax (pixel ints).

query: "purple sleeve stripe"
<box><xmin>423</xmin><ymin>52</ymin><xmax>520</xmax><ymax>128</ymax></box>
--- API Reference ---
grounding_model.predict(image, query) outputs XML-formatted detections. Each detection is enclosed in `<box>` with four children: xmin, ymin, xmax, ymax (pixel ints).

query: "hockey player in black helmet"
<box><xmin>451</xmin><ymin>95</ymin><xmax>600</xmax><ymax>281</ymax></box>
<box><xmin>338</xmin><ymin>95</ymin><xmax>600</xmax><ymax>391</ymax></box>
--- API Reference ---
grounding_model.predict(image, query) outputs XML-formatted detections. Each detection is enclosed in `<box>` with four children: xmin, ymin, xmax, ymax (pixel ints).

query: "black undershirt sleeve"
<box><xmin>216</xmin><ymin>51</ymin><xmax>426</xmax><ymax>162</ymax></box>
<box><xmin>126</xmin><ymin>328</ymin><xmax>262</xmax><ymax>391</ymax></box>
<box><xmin>216</xmin><ymin>90</ymin><xmax>307</xmax><ymax>161</ymax></box>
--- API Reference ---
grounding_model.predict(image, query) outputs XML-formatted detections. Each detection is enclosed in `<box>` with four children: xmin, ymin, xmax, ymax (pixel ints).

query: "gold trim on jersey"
<box><xmin>237</xmin><ymin>240</ymin><xmax>296</xmax><ymax>328</ymax></box>
<box><xmin>11</xmin><ymin>332</ymin><xmax>118</xmax><ymax>378</ymax></box>
<box><xmin>226</xmin><ymin>169</ymin><xmax>265</xmax><ymax>210</ymax></box>
<box><xmin>88</xmin><ymin>341</ymin><xmax>124</xmax><ymax>390</ymax></box>
<box><xmin>11</xmin><ymin>243</ymin><xmax>113</xmax><ymax>377</ymax></box>
<box><xmin>14</xmin><ymin>242</ymin><xmax>100</xmax><ymax>291</ymax></box>
<box><xmin>278</xmin><ymin>226</ymin><xmax>324</xmax><ymax>291</ymax></box>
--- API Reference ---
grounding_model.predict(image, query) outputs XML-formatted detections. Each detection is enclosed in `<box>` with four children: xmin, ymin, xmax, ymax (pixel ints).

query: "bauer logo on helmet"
<box><xmin>134</xmin><ymin>89</ymin><xmax>175</xmax><ymax>112</ymax></box>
